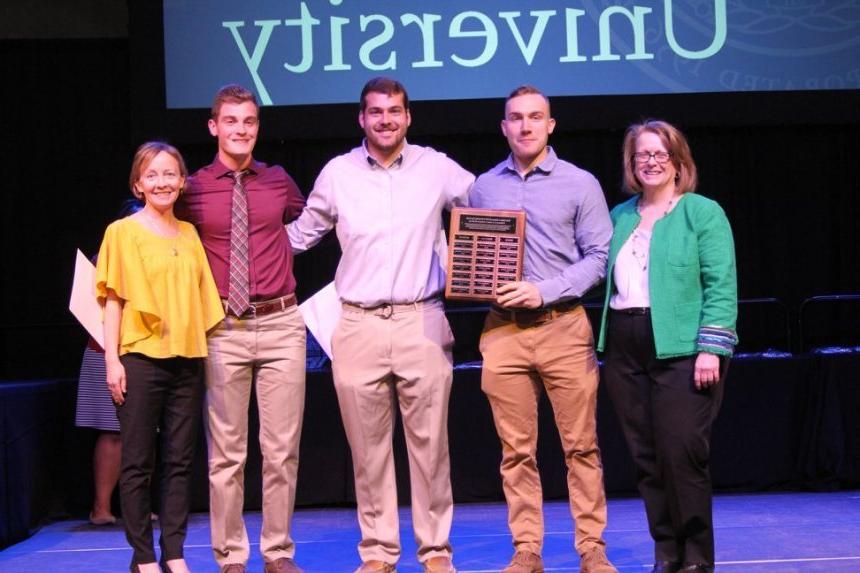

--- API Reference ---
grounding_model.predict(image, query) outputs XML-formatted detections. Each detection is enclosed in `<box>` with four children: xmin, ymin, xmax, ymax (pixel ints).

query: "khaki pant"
<box><xmin>204</xmin><ymin>305</ymin><xmax>306</xmax><ymax>567</ymax></box>
<box><xmin>332</xmin><ymin>299</ymin><xmax>455</xmax><ymax>565</ymax></box>
<box><xmin>480</xmin><ymin>305</ymin><xmax>608</xmax><ymax>555</ymax></box>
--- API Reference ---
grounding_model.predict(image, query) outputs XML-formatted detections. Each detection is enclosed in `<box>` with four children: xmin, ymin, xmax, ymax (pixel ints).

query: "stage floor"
<box><xmin>2</xmin><ymin>491</ymin><xmax>859</xmax><ymax>572</ymax></box>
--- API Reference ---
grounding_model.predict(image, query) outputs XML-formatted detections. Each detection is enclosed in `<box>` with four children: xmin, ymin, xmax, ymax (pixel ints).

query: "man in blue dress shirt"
<box><xmin>469</xmin><ymin>85</ymin><xmax>617</xmax><ymax>573</ymax></box>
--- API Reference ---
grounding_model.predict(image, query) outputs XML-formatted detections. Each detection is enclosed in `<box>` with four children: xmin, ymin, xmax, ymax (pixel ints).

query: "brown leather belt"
<box><xmin>490</xmin><ymin>299</ymin><xmax>581</xmax><ymax>326</ymax></box>
<box><xmin>224</xmin><ymin>293</ymin><xmax>297</xmax><ymax>318</ymax></box>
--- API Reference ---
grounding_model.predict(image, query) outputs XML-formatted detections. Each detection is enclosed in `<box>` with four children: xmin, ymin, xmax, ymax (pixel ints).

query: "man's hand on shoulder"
<box><xmin>495</xmin><ymin>281</ymin><xmax>543</xmax><ymax>309</ymax></box>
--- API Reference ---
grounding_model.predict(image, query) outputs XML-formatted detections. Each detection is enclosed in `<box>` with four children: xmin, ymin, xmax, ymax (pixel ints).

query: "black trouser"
<box><xmin>603</xmin><ymin>311</ymin><xmax>724</xmax><ymax>567</ymax></box>
<box><xmin>116</xmin><ymin>353</ymin><xmax>204</xmax><ymax>565</ymax></box>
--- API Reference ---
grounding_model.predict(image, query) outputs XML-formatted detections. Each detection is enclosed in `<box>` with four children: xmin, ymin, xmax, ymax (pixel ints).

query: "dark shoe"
<box><xmin>679</xmin><ymin>565</ymin><xmax>714</xmax><ymax>573</ymax></box>
<box><xmin>501</xmin><ymin>551</ymin><xmax>544</xmax><ymax>573</ymax></box>
<box><xmin>264</xmin><ymin>557</ymin><xmax>303</xmax><ymax>573</ymax></box>
<box><xmin>651</xmin><ymin>562</ymin><xmax>682</xmax><ymax>573</ymax></box>
<box><xmin>221</xmin><ymin>565</ymin><xmax>247</xmax><ymax>573</ymax></box>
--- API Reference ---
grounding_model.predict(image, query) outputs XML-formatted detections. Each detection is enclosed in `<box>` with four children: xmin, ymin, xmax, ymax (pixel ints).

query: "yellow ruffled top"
<box><xmin>95</xmin><ymin>216</ymin><xmax>225</xmax><ymax>358</ymax></box>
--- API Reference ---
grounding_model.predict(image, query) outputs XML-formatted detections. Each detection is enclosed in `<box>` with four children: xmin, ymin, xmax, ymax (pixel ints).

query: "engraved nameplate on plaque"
<box><xmin>445</xmin><ymin>208</ymin><xmax>526</xmax><ymax>301</ymax></box>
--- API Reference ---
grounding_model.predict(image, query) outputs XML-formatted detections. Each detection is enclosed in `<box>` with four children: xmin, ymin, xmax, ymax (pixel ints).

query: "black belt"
<box><xmin>612</xmin><ymin>307</ymin><xmax>650</xmax><ymax>315</ymax></box>
<box><xmin>491</xmin><ymin>299</ymin><xmax>581</xmax><ymax>326</ymax></box>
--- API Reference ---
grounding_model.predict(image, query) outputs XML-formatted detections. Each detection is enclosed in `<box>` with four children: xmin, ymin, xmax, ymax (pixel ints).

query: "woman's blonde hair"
<box><xmin>129</xmin><ymin>141</ymin><xmax>188</xmax><ymax>199</ymax></box>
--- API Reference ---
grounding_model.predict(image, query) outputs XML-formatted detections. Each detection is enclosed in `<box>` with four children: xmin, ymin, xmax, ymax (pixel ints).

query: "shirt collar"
<box><xmin>362</xmin><ymin>139</ymin><xmax>408</xmax><ymax>169</ymax></box>
<box><xmin>503</xmin><ymin>146</ymin><xmax>558</xmax><ymax>176</ymax></box>
<box><xmin>211</xmin><ymin>155</ymin><xmax>260</xmax><ymax>179</ymax></box>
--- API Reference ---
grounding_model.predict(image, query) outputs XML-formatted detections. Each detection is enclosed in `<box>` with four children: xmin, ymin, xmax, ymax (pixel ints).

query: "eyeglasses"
<box><xmin>633</xmin><ymin>151</ymin><xmax>672</xmax><ymax>164</ymax></box>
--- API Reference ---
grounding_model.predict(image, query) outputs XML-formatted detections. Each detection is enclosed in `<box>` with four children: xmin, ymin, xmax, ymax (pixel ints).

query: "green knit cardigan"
<box><xmin>596</xmin><ymin>192</ymin><xmax>738</xmax><ymax>358</ymax></box>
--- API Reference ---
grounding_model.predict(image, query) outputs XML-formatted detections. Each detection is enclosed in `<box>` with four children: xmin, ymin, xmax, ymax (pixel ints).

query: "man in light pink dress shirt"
<box><xmin>288</xmin><ymin>77</ymin><xmax>474</xmax><ymax>573</ymax></box>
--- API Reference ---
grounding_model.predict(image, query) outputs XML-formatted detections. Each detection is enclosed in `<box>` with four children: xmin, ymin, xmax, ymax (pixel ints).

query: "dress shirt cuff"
<box><xmin>535</xmin><ymin>279</ymin><xmax>561</xmax><ymax>307</ymax></box>
<box><xmin>286</xmin><ymin>222</ymin><xmax>308</xmax><ymax>254</ymax></box>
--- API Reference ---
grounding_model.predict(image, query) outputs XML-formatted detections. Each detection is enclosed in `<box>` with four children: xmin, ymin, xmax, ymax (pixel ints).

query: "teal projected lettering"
<box><xmin>499</xmin><ymin>11</ymin><xmax>556</xmax><ymax>66</ymax></box>
<box><xmin>665</xmin><ymin>0</ymin><xmax>726</xmax><ymax>59</ymax></box>
<box><xmin>222</xmin><ymin>20</ymin><xmax>281</xmax><ymax>106</ymax></box>
<box><xmin>401</xmin><ymin>13</ymin><xmax>443</xmax><ymax>68</ymax></box>
<box><xmin>359</xmin><ymin>14</ymin><xmax>396</xmax><ymax>71</ymax></box>
<box><xmin>163</xmin><ymin>0</ymin><xmax>860</xmax><ymax>107</ymax></box>
<box><xmin>283</xmin><ymin>3</ymin><xmax>320</xmax><ymax>73</ymax></box>
<box><xmin>592</xmin><ymin>6</ymin><xmax>653</xmax><ymax>62</ymax></box>
<box><xmin>559</xmin><ymin>8</ymin><xmax>587</xmax><ymax>63</ymax></box>
<box><xmin>449</xmin><ymin>11</ymin><xmax>497</xmax><ymax>68</ymax></box>
<box><xmin>222</xmin><ymin>0</ymin><xmax>728</xmax><ymax>103</ymax></box>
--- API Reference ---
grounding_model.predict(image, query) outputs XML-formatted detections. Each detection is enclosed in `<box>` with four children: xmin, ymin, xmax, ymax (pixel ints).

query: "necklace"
<box><xmin>138</xmin><ymin>211</ymin><xmax>180</xmax><ymax>256</ymax></box>
<box><xmin>637</xmin><ymin>194</ymin><xmax>677</xmax><ymax>218</ymax></box>
<box><xmin>629</xmin><ymin>228</ymin><xmax>650</xmax><ymax>271</ymax></box>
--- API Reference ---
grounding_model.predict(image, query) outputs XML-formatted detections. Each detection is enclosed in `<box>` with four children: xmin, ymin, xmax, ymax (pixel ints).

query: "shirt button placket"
<box><xmin>386</xmin><ymin>170</ymin><xmax>394</xmax><ymax>302</ymax></box>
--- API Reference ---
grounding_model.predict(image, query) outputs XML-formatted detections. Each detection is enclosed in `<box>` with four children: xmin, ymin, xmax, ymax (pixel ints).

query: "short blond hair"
<box><xmin>129</xmin><ymin>141</ymin><xmax>188</xmax><ymax>199</ymax></box>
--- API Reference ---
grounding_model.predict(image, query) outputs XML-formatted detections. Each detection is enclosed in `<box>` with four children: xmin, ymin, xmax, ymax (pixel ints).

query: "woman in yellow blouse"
<box><xmin>97</xmin><ymin>141</ymin><xmax>224</xmax><ymax>573</ymax></box>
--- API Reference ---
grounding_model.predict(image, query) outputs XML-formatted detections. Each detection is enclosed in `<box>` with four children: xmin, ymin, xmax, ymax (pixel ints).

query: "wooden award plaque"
<box><xmin>445</xmin><ymin>208</ymin><xmax>526</xmax><ymax>301</ymax></box>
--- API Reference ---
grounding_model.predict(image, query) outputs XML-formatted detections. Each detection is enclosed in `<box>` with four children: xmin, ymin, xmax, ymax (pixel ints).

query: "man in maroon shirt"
<box><xmin>177</xmin><ymin>84</ymin><xmax>306</xmax><ymax>573</ymax></box>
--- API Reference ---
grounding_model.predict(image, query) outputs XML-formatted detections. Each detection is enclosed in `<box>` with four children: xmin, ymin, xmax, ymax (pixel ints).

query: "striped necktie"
<box><xmin>228</xmin><ymin>170</ymin><xmax>250</xmax><ymax>316</ymax></box>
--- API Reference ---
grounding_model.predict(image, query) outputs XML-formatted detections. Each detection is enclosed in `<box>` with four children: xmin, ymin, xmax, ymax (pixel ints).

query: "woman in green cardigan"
<box><xmin>597</xmin><ymin>120</ymin><xmax>737</xmax><ymax>573</ymax></box>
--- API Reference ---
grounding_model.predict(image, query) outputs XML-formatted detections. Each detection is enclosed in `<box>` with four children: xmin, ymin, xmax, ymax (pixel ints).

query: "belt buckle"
<box><xmin>511</xmin><ymin>309</ymin><xmax>539</xmax><ymax>327</ymax></box>
<box><xmin>515</xmin><ymin>308</ymin><xmax>553</xmax><ymax>326</ymax></box>
<box><xmin>532</xmin><ymin>310</ymin><xmax>552</xmax><ymax>325</ymax></box>
<box><xmin>269</xmin><ymin>297</ymin><xmax>284</xmax><ymax>313</ymax></box>
<box><xmin>375</xmin><ymin>304</ymin><xmax>393</xmax><ymax>319</ymax></box>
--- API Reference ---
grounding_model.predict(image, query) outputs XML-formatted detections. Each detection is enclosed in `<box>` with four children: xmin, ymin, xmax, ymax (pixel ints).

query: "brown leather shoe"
<box><xmin>353</xmin><ymin>560</ymin><xmax>396</xmax><ymax>573</ymax></box>
<box><xmin>502</xmin><ymin>551</ymin><xmax>544</xmax><ymax>573</ymax></box>
<box><xmin>264</xmin><ymin>557</ymin><xmax>303</xmax><ymax>573</ymax></box>
<box><xmin>579</xmin><ymin>547</ymin><xmax>617</xmax><ymax>573</ymax></box>
<box><xmin>220</xmin><ymin>565</ymin><xmax>246</xmax><ymax>573</ymax></box>
<box><xmin>423</xmin><ymin>556</ymin><xmax>456</xmax><ymax>573</ymax></box>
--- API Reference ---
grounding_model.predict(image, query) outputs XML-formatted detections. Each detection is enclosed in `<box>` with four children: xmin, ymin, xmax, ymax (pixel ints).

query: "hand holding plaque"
<box><xmin>445</xmin><ymin>208</ymin><xmax>526</xmax><ymax>301</ymax></box>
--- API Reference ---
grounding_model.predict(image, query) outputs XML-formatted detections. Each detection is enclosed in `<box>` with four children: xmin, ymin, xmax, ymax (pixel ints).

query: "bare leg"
<box><xmin>164</xmin><ymin>558</ymin><xmax>190</xmax><ymax>573</ymax></box>
<box><xmin>91</xmin><ymin>432</ymin><xmax>121</xmax><ymax>523</ymax></box>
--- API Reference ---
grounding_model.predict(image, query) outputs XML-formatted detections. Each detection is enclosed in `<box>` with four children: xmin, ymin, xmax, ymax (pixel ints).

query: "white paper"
<box><xmin>298</xmin><ymin>282</ymin><xmax>341</xmax><ymax>360</ymax></box>
<box><xmin>69</xmin><ymin>249</ymin><xmax>104</xmax><ymax>349</ymax></box>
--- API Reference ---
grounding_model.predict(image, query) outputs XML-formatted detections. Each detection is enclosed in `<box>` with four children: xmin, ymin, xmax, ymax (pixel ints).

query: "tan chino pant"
<box><xmin>480</xmin><ymin>305</ymin><xmax>609</xmax><ymax>556</ymax></box>
<box><xmin>204</xmin><ymin>305</ymin><xmax>306</xmax><ymax>567</ymax></box>
<box><xmin>332</xmin><ymin>299</ymin><xmax>455</xmax><ymax>565</ymax></box>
